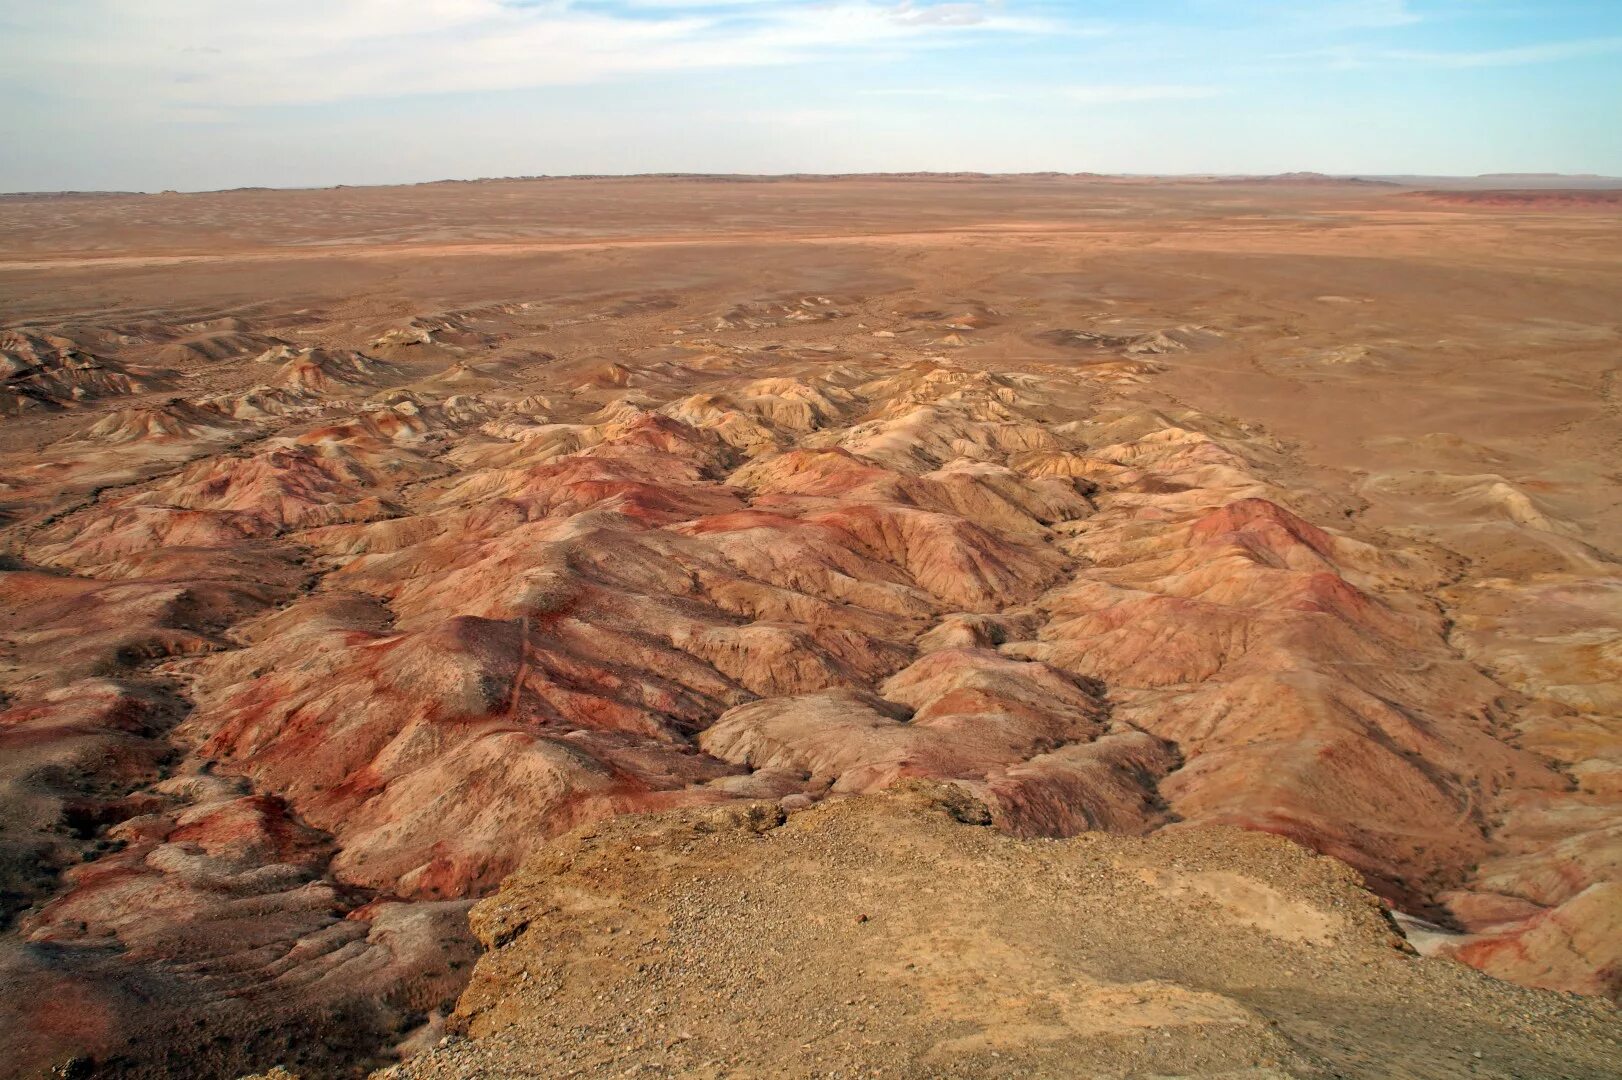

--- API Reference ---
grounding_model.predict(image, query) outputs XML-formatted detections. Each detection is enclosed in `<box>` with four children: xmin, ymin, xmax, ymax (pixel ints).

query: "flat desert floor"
<box><xmin>1</xmin><ymin>178</ymin><xmax>1619</xmax><ymax>1079</ymax></box>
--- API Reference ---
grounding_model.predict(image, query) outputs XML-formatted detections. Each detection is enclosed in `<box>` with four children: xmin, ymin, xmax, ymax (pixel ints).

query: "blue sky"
<box><xmin>2</xmin><ymin>1</ymin><xmax>1619</xmax><ymax>191</ymax></box>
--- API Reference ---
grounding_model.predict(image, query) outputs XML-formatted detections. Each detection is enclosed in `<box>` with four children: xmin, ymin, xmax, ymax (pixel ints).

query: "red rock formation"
<box><xmin>3</xmin><ymin>285</ymin><xmax>1620</xmax><ymax>1080</ymax></box>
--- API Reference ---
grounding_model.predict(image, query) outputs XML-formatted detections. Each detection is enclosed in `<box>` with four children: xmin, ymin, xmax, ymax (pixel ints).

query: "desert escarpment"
<box><xmin>0</xmin><ymin>177</ymin><xmax>1619</xmax><ymax>1078</ymax></box>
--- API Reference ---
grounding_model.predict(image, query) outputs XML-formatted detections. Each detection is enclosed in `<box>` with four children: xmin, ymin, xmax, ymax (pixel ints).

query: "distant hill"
<box><xmin>1403</xmin><ymin>188</ymin><xmax>1622</xmax><ymax>208</ymax></box>
<box><xmin>6</xmin><ymin>171</ymin><xmax>1621</xmax><ymax>198</ymax></box>
<box><xmin>1201</xmin><ymin>171</ymin><xmax>1400</xmax><ymax>187</ymax></box>
<box><xmin>0</xmin><ymin>190</ymin><xmax>143</xmax><ymax>200</ymax></box>
<box><xmin>1372</xmin><ymin>173</ymin><xmax>1622</xmax><ymax>190</ymax></box>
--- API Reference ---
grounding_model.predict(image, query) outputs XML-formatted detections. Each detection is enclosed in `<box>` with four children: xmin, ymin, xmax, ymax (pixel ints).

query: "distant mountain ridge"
<box><xmin>5</xmin><ymin>171</ymin><xmax>1620</xmax><ymax>198</ymax></box>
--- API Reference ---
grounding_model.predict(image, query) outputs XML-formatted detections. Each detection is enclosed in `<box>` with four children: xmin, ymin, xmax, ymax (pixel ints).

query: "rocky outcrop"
<box><xmin>1</xmin><ymin>331</ymin><xmax>174</xmax><ymax>414</ymax></box>
<box><xmin>378</xmin><ymin>787</ymin><xmax>1622</xmax><ymax>1080</ymax></box>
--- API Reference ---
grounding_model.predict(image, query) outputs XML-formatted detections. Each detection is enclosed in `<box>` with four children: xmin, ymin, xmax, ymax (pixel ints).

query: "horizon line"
<box><xmin>5</xmin><ymin>169</ymin><xmax>1622</xmax><ymax>199</ymax></box>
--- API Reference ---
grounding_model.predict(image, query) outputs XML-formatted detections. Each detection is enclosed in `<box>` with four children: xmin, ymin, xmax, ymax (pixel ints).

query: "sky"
<box><xmin>2</xmin><ymin>0</ymin><xmax>1620</xmax><ymax>191</ymax></box>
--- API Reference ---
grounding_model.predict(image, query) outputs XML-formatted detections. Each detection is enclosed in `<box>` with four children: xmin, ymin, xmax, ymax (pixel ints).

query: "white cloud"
<box><xmin>864</xmin><ymin>83</ymin><xmax>1223</xmax><ymax>104</ymax></box>
<box><xmin>1312</xmin><ymin>0</ymin><xmax>1421</xmax><ymax>29</ymax></box>
<box><xmin>1379</xmin><ymin>36</ymin><xmax>1622</xmax><ymax>67</ymax></box>
<box><xmin>1061</xmin><ymin>84</ymin><xmax>1223</xmax><ymax>103</ymax></box>
<box><xmin>0</xmin><ymin>0</ymin><xmax>1054</xmax><ymax>110</ymax></box>
<box><xmin>859</xmin><ymin>87</ymin><xmax>1015</xmax><ymax>101</ymax></box>
<box><xmin>1292</xmin><ymin>34</ymin><xmax>1622</xmax><ymax>70</ymax></box>
<box><xmin>889</xmin><ymin>2</ymin><xmax>990</xmax><ymax>27</ymax></box>
<box><xmin>1241</xmin><ymin>0</ymin><xmax>1420</xmax><ymax>30</ymax></box>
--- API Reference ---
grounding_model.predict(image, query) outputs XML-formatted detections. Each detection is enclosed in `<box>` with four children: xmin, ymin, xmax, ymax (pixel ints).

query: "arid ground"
<box><xmin>1</xmin><ymin>177</ymin><xmax>1619</xmax><ymax>1078</ymax></box>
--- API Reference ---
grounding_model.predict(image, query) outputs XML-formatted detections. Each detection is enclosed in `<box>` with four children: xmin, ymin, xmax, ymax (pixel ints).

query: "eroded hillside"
<box><xmin>0</xmin><ymin>179</ymin><xmax>1618</xmax><ymax>1078</ymax></box>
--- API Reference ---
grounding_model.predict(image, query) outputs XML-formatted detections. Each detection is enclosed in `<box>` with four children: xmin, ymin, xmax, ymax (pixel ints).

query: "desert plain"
<box><xmin>0</xmin><ymin>176</ymin><xmax>1620</xmax><ymax>1078</ymax></box>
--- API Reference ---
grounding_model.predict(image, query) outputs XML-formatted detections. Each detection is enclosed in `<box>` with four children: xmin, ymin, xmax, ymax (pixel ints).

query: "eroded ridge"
<box><xmin>1</xmin><ymin>282</ymin><xmax>1619</xmax><ymax>1078</ymax></box>
<box><xmin>375</xmin><ymin>784</ymin><xmax>1622</xmax><ymax>1080</ymax></box>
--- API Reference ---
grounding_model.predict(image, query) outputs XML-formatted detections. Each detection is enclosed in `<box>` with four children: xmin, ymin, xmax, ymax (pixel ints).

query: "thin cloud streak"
<box><xmin>1062</xmin><ymin>84</ymin><xmax>1222</xmax><ymax>103</ymax></box>
<box><xmin>1381</xmin><ymin>35</ymin><xmax>1622</xmax><ymax>68</ymax></box>
<box><xmin>1286</xmin><ymin>35</ymin><xmax>1622</xmax><ymax>70</ymax></box>
<box><xmin>0</xmin><ymin>1</ymin><xmax>1058</xmax><ymax>109</ymax></box>
<box><xmin>862</xmin><ymin>84</ymin><xmax>1222</xmax><ymax>104</ymax></box>
<box><xmin>2</xmin><ymin>0</ymin><xmax>1619</xmax><ymax>189</ymax></box>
